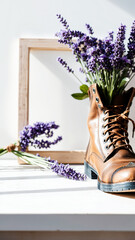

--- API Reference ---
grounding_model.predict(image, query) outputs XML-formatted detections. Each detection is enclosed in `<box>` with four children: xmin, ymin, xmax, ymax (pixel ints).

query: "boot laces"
<box><xmin>102</xmin><ymin>105</ymin><xmax>135</xmax><ymax>151</ymax></box>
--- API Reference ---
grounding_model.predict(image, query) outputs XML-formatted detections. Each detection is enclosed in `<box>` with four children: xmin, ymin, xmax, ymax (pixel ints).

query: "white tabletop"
<box><xmin>0</xmin><ymin>159</ymin><xmax>135</xmax><ymax>231</ymax></box>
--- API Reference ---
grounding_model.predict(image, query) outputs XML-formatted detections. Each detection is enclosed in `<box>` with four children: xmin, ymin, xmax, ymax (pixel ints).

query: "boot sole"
<box><xmin>84</xmin><ymin>160</ymin><xmax>135</xmax><ymax>193</ymax></box>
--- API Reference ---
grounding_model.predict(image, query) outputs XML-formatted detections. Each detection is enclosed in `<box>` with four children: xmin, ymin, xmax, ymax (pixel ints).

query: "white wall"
<box><xmin>0</xmin><ymin>0</ymin><xmax>135</xmax><ymax>158</ymax></box>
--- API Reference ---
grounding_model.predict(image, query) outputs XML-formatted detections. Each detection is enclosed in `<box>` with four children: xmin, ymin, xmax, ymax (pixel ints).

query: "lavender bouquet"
<box><xmin>0</xmin><ymin>122</ymin><xmax>86</xmax><ymax>181</ymax></box>
<box><xmin>56</xmin><ymin>15</ymin><xmax>135</xmax><ymax>103</ymax></box>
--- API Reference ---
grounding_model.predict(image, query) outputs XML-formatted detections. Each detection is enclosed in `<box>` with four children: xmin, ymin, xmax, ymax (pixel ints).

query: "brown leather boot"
<box><xmin>84</xmin><ymin>83</ymin><xmax>135</xmax><ymax>192</ymax></box>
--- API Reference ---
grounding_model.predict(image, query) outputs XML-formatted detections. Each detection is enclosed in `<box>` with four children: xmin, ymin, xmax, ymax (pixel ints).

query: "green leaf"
<box><xmin>80</xmin><ymin>84</ymin><xmax>89</xmax><ymax>93</ymax></box>
<box><xmin>0</xmin><ymin>148</ymin><xmax>4</xmax><ymax>153</ymax></box>
<box><xmin>119</xmin><ymin>77</ymin><xmax>129</xmax><ymax>88</ymax></box>
<box><xmin>71</xmin><ymin>92</ymin><xmax>88</xmax><ymax>100</ymax></box>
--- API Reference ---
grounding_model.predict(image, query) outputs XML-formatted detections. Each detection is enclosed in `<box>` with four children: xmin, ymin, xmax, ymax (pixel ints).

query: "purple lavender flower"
<box><xmin>31</xmin><ymin>137</ymin><xmax>62</xmax><ymax>149</ymax></box>
<box><xmin>71</xmin><ymin>43</ymin><xmax>82</xmax><ymax>58</ymax></box>
<box><xmin>111</xmin><ymin>24</ymin><xmax>126</xmax><ymax>69</ymax></box>
<box><xmin>55</xmin><ymin>30</ymin><xmax>73</xmax><ymax>45</ymax></box>
<box><xmin>105</xmin><ymin>31</ymin><xmax>114</xmax><ymax>42</ymax></box>
<box><xmin>88</xmin><ymin>56</ymin><xmax>96</xmax><ymax>73</ymax></box>
<box><xmin>49</xmin><ymin>159</ymin><xmax>86</xmax><ymax>180</ymax></box>
<box><xmin>70</xmin><ymin>30</ymin><xmax>85</xmax><ymax>39</ymax></box>
<box><xmin>33</xmin><ymin>156</ymin><xmax>87</xmax><ymax>181</ymax></box>
<box><xmin>86</xmin><ymin>46</ymin><xmax>96</xmax><ymax>55</ymax></box>
<box><xmin>85</xmin><ymin>24</ymin><xmax>94</xmax><ymax>35</ymax></box>
<box><xmin>19</xmin><ymin>122</ymin><xmax>62</xmax><ymax>152</ymax></box>
<box><xmin>128</xmin><ymin>20</ymin><xmax>135</xmax><ymax>67</ymax></box>
<box><xmin>57</xmin><ymin>57</ymin><xmax>74</xmax><ymax>73</ymax></box>
<box><xmin>56</xmin><ymin>14</ymin><xmax>69</xmax><ymax>29</ymax></box>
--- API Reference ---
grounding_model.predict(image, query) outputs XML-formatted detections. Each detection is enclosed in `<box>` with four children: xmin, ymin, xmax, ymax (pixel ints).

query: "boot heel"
<box><xmin>84</xmin><ymin>160</ymin><xmax>97</xmax><ymax>179</ymax></box>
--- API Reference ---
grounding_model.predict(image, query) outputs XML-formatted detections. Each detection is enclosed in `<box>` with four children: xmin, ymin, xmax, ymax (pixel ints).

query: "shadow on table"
<box><xmin>0</xmin><ymin>186</ymin><xmax>97</xmax><ymax>195</ymax></box>
<box><xmin>109</xmin><ymin>192</ymin><xmax>135</xmax><ymax>199</ymax></box>
<box><xmin>0</xmin><ymin>175</ymin><xmax>60</xmax><ymax>180</ymax></box>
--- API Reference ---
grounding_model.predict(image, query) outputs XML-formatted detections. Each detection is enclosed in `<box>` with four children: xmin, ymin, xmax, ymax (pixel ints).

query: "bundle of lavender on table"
<box><xmin>56</xmin><ymin>14</ymin><xmax>135</xmax><ymax>103</ymax></box>
<box><xmin>0</xmin><ymin>122</ymin><xmax>86</xmax><ymax>181</ymax></box>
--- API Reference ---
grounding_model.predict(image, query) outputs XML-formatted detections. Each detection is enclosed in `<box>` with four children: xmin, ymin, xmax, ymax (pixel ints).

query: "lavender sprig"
<box><xmin>0</xmin><ymin>122</ymin><xmax>87</xmax><ymax>181</ymax></box>
<box><xmin>12</xmin><ymin>150</ymin><xmax>87</xmax><ymax>181</ymax></box>
<box><xmin>56</xmin><ymin>14</ymin><xmax>69</xmax><ymax>29</ymax></box>
<box><xmin>85</xmin><ymin>24</ymin><xmax>94</xmax><ymax>35</ymax></box>
<box><xmin>57</xmin><ymin>57</ymin><xmax>74</xmax><ymax>73</ymax></box>
<box><xmin>112</xmin><ymin>24</ymin><xmax>126</xmax><ymax>69</ymax></box>
<box><xmin>20</xmin><ymin>121</ymin><xmax>62</xmax><ymax>152</ymax></box>
<box><xmin>57</xmin><ymin>57</ymin><xmax>83</xmax><ymax>84</ymax></box>
<box><xmin>49</xmin><ymin>160</ymin><xmax>86</xmax><ymax>180</ymax></box>
<box><xmin>14</xmin><ymin>147</ymin><xmax>87</xmax><ymax>181</ymax></box>
<box><xmin>33</xmin><ymin>156</ymin><xmax>86</xmax><ymax>180</ymax></box>
<box><xmin>128</xmin><ymin>20</ymin><xmax>135</xmax><ymax>60</ymax></box>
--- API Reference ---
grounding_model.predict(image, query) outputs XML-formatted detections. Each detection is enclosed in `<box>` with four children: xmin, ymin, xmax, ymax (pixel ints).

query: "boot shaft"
<box><xmin>87</xmin><ymin>84</ymin><xmax>135</xmax><ymax>162</ymax></box>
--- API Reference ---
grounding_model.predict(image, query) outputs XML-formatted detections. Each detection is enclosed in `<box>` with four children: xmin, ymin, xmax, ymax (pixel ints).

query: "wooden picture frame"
<box><xmin>18</xmin><ymin>38</ymin><xmax>85</xmax><ymax>164</ymax></box>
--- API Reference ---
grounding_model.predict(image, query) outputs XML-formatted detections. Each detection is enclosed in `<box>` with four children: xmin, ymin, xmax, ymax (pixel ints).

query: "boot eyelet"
<box><xmin>106</xmin><ymin>145</ymin><xmax>109</xmax><ymax>149</ymax></box>
<box><xmin>98</xmin><ymin>104</ymin><xmax>101</xmax><ymax>109</ymax></box>
<box><xmin>103</xmin><ymin>110</ymin><xmax>107</xmax><ymax>115</ymax></box>
<box><xmin>104</xmin><ymin>139</ymin><xmax>106</xmax><ymax>143</ymax></box>
<box><xmin>103</xmin><ymin>117</ymin><xmax>106</xmax><ymax>122</ymax></box>
<box><xmin>93</xmin><ymin>88</ymin><xmax>96</xmax><ymax>93</ymax></box>
<box><xmin>96</xmin><ymin>97</ymin><xmax>99</xmax><ymax>102</ymax></box>
<box><xmin>102</xmin><ymin>132</ymin><xmax>105</xmax><ymax>136</ymax></box>
<box><xmin>102</xmin><ymin>124</ymin><xmax>105</xmax><ymax>128</ymax></box>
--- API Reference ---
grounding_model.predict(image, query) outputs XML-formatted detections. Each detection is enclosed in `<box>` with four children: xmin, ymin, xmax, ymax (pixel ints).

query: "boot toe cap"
<box><xmin>112</xmin><ymin>167</ymin><xmax>135</xmax><ymax>183</ymax></box>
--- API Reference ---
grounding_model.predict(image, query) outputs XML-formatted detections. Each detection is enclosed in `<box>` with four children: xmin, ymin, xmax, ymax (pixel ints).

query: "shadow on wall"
<box><xmin>29</xmin><ymin>50</ymin><xmax>89</xmax><ymax>151</ymax></box>
<box><xmin>108</xmin><ymin>0</ymin><xmax>135</xmax><ymax>17</ymax></box>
